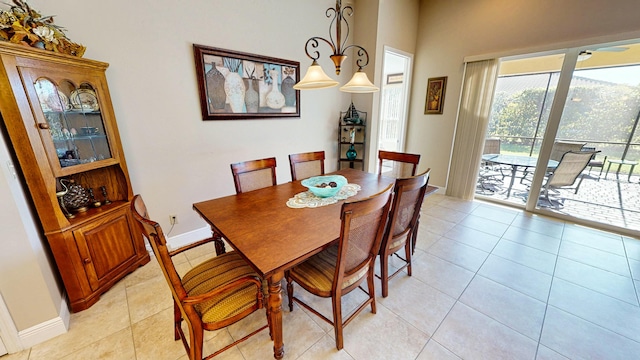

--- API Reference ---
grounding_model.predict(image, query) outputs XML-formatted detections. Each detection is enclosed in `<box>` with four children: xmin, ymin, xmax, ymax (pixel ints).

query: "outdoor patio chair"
<box><xmin>540</xmin><ymin>150</ymin><xmax>595</xmax><ymax>208</ymax></box>
<box><xmin>582</xmin><ymin>146</ymin><xmax>607</xmax><ymax>179</ymax></box>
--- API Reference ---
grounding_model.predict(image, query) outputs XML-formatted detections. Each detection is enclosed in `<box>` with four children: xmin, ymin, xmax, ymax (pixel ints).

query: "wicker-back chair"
<box><xmin>378</xmin><ymin>150</ymin><xmax>421</xmax><ymax>178</ymax></box>
<box><xmin>288</xmin><ymin>151</ymin><xmax>325</xmax><ymax>181</ymax></box>
<box><xmin>285</xmin><ymin>184</ymin><xmax>394</xmax><ymax>350</ymax></box>
<box><xmin>379</xmin><ymin>169</ymin><xmax>430</xmax><ymax>297</ymax></box>
<box><xmin>230</xmin><ymin>157</ymin><xmax>277</xmax><ymax>194</ymax></box>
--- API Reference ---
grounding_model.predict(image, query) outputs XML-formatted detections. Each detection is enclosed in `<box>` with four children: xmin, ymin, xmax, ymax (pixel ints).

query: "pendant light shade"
<box><xmin>339</xmin><ymin>69</ymin><xmax>379</xmax><ymax>93</ymax></box>
<box><xmin>293</xmin><ymin>61</ymin><xmax>339</xmax><ymax>90</ymax></box>
<box><xmin>294</xmin><ymin>0</ymin><xmax>379</xmax><ymax>93</ymax></box>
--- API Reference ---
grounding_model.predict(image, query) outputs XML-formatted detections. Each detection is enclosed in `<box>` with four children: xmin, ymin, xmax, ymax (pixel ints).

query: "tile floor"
<box><xmin>4</xmin><ymin>193</ymin><xmax>640</xmax><ymax>360</ymax></box>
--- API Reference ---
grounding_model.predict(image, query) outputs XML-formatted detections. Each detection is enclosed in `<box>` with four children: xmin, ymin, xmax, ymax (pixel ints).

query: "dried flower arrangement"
<box><xmin>0</xmin><ymin>0</ymin><xmax>85</xmax><ymax>56</ymax></box>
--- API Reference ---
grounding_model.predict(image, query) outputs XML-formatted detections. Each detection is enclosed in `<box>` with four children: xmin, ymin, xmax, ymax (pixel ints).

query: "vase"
<box><xmin>223</xmin><ymin>69</ymin><xmax>246</xmax><ymax>113</ymax></box>
<box><xmin>346</xmin><ymin>144</ymin><xmax>357</xmax><ymax>160</ymax></box>
<box><xmin>206</xmin><ymin>65</ymin><xmax>226</xmax><ymax>111</ymax></box>
<box><xmin>244</xmin><ymin>79</ymin><xmax>259</xmax><ymax>113</ymax></box>
<box><xmin>266</xmin><ymin>69</ymin><xmax>285</xmax><ymax>110</ymax></box>
<box><xmin>281</xmin><ymin>75</ymin><xmax>296</xmax><ymax>107</ymax></box>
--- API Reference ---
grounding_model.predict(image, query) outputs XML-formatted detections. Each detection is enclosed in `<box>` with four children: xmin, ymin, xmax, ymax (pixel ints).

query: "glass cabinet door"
<box><xmin>23</xmin><ymin>70</ymin><xmax>114</xmax><ymax>173</ymax></box>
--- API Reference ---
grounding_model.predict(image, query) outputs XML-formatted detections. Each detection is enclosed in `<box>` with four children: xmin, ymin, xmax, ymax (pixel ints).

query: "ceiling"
<box><xmin>499</xmin><ymin>42</ymin><xmax>640</xmax><ymax>76</ymax></box>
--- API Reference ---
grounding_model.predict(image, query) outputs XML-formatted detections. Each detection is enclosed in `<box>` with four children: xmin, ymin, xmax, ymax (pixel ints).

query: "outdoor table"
<box><xmin>482</xmin><ymin>154</ymin><xmax>559</xmax><ymax>197</ymax></box>
<box><xmin>605</xmin><ymin>159</ymin><xmax>638</xmax><ymax>182</ymax></box>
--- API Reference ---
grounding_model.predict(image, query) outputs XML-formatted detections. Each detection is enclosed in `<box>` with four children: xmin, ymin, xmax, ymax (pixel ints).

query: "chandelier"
<box><xmin>293</xmin><ymin>0</ymin><xmax>379</xmax><ymax>93</ymax></box>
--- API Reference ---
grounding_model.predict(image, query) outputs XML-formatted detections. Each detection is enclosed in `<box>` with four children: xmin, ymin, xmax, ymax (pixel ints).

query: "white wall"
<box><xmin>0</xmin><ymin>131</ymin><xmax>64</xmax><ymax>331</ymax></box>
<box><xmin>409</xmin><ymin>0</ymin><xmax>640</xmax><ymax>188</ymax></box>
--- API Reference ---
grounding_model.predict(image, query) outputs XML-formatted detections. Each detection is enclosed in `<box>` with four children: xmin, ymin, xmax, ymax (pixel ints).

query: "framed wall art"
<box><xmin>193</xmin><ymin>44</ymin><xmax>300</xmax><ymax>120</ymax></box>
<box><xmin>424</xmin><ymin>76</ymin><xmax>447</xmax><ymax>114</ymax></box>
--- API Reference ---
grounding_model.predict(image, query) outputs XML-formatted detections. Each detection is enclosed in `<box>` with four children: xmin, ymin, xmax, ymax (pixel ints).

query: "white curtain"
<box><xmin>446</xmin><ymin>59</ymin><xmax>499</xmax><ymax>200</ymax></box>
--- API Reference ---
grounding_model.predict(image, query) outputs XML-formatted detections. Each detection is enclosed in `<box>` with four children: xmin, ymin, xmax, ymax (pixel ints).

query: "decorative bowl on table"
<box><xmin>301</xmin><ymin>175</ymin><xmax>348</xmax><ymax>198</ymax></box>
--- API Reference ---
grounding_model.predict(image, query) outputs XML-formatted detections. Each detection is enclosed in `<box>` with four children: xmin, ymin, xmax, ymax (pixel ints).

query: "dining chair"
<box><xmin>378</xmin><ymin>169</ymin><xmax>430</xmax><ymax>298</ymax></box>
<box><xmin>130</xmin><ymin>195</ymin><xmax>269</xmax><ymax>360</ymax></box>
<box><xmin>230</xmin><ymin>157</ymin><xmax>277</xmax><ymax>194</ymax></box>
<box><xmin>285</xmin><ymin>184</ymin><xmax>394</xmax><ymax>350</ymax></box>
<box><xmin>378</xmin><ymin>150</ymin><xmax>421</xmax><ymax>178</ymax></box>
<box><xmin>288</xmin><ymin>151</ymin><xmax>325</xmax><ymax>181</ymax></box>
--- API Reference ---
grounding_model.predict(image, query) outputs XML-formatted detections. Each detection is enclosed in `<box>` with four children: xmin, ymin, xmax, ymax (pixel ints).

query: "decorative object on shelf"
<box><xmin>0</xmin><ymin>0</ymin><xmax>85</xmax><ymax>56</ymax></box>
<box><xmin>70</xmin><ymin>88</ymin><xmax>99</xmax><ymax>111</ymax></box>
<box><xmin>338</xmin><ymin>109</ymin><xmax>366</xmax><ymax>170</ymax></box>
<box><xmin>61</xmin><ymin>178</ymin><xmax>90</xmax><ymax>213</ymax></box>
<box><xmin>346</xmin><ymin>143</ymin><xmax>357</xmax><ymax>160</ymax></box>
<box><xmin>87</xmin><ymin>188</ymin><xmax>101</xmax><ymax>207</ymax></box>
<box><xmin>343</xmin><ymin>102</ymin><xmax>361</xmax><ymax>124</ymax></box>
<box><xmin>56</xmin><ymin>179</ymin><xmax>74</xmax><ymax>218</ymax></box>
<box><xmin>100</xmin><ymin>185</ymin><xmax>111</xmax><ymax>205</ymax></box>
<box><xmin>424</xmin><ymin>76</ymin><xmax>447</xmax><ymax>114</ymax></box>
<box><xmin>193</xmin><ymin>44</ymin><xmax>300</xmax><ymax>120</ymax></box>
<box><xmin>293</xmin><ymin>0</ymin><xmax>378</xmax><ymax>93</ymax></box>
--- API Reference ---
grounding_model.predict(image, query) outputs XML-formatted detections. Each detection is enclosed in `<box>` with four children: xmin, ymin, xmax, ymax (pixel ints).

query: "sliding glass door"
<box><xmin>478</xmin><ymin>42</ymin><xmax>640</xmax><ymax>234</ymax></box>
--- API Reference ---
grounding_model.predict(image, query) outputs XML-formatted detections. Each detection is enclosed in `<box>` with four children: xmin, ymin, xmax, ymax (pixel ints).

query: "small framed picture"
<box><xmin>424</xmin><ymin>76</ymin><xmax>447</xmax><ymax>114</ymax></box>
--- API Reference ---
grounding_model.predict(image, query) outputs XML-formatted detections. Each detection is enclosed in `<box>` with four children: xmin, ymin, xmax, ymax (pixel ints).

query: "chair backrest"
<box><xmin>131</xmin><ymin>195</ymin><xmax>187</xmax><ymax>300</ymax></box>
<box><xmin>483</xmin><ymin>138</ymin><xmax>501</xmax><ymax>155</ymax></box>
<box><xmin>383</xmin><ymin>169</ymin><xmax>430</xmax><ymax>251</ymax></box>
<box><xmin>334</xmin><ymin>183</ymin><xmax>394</xmax><ymax>292</ymax></box>
<box><xmin>378</xmin><ymin>150</ymin><xmax>421</xmax><ymax>178</ymax></box>
<box><xmin>289</xmin><ymin>151</ymin><xmax>325</xmax><ymax>181</ymax></box>
<box><xmin>547</xmin><ymin>151</ymin><xmax>595</xmax><ymax>188</ymax></box>
<box><xmin>230</xmin><ymin>157</ymin><xmax>277</xmax><ymax>194</ymax></box>
<box><xmin>550</xmin><ymin>141</ymin><xmax>586</xmax><ymax>162</ymax></box>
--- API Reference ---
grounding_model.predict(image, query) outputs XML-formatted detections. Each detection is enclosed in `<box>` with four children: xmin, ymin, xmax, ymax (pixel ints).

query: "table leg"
<box><xmin>506</xmin><ymin>165</ymin><xmax>517</xmax><ymax>197</ymax></box>
<box><xmin>606</xmin><ymin>162</ymin><xmax>613</xmax><ymax>179</ymax></box>
<box><xmin>628</xmin><ymin>165</ymin><xmax>636</xmax><ymax>182</ymax></box>
<box><xmin>268</xmin><ymin>272</ymin><xmax>284</xmax><ymax>359</ymax></box>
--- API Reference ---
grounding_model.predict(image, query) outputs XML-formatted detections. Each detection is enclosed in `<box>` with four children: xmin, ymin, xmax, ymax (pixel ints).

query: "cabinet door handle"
<box><xmin>38</xmin><ymin>123</ymin><xmax>50</xmax><ymax>129</ymax></box>
<box><xmin>83</xmin><ymin>258</ymin><xmax>91</xmax><ymax>264</ymax></box>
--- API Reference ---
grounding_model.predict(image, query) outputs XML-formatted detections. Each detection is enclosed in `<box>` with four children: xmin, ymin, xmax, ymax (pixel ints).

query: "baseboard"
<box><xmin>18</xmin><ymin>297</ymin><xmax>69</xmax><ymax>349</ymax></box>
<box><xmin>167</xmin><ymin>226</ymin><xmax>213</xmax><ymax>250</ymax></box>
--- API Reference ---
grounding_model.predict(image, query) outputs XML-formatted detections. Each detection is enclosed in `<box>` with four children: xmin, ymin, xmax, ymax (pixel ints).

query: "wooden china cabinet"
<box><xmin>0</xmin><ymin>42</ymin><xmax>149</xmax><ymax>312</ymax></box>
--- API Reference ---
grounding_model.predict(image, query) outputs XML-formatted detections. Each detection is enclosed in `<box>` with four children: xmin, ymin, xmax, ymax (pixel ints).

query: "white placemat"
<box><xmin>286</xmin><ymin>183</ymin><xmax>361</xmax><ymax>208</ymax></box>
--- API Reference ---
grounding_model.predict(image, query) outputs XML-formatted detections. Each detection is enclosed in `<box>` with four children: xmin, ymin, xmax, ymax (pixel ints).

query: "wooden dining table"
<box><xmin>192</xmin><ymin>168</ymin><xmax>395</xmax><ymax>359</ymax></box>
